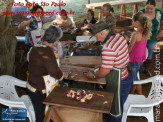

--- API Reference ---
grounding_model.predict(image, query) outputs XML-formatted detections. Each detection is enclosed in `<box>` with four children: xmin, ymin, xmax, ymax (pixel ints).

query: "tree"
<box><xmin>0</xmin><ymin>0</ymin><xmax>17</xmax><ymax>75</ymax></box>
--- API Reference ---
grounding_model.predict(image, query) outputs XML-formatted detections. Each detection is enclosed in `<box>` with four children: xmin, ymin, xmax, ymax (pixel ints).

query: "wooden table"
<box><xmin>83</xmin><ymin>0</ymin><xmax>147</xmax><ymax>20</ymax></box>
<box><xmin>43</xmin><ymin>86</ymin><xmax>114</xmax><ymax>122</ymax></box>
<box><xmin>61</xmin><ymin>28</ymin><xmax>77</xmax><ymax>41</ymax></box>
<box><xmin>61</xmin><ymin>56</ymin><xmax>101</xmax><ymax>67</ymax></box>
<box><xmin>61</xmin><ymin>65</ymin><xmax>106</xmax><ymax>85</ymax></box>
<box><xmin>69</xmin><ymin>42</ymin><xmax>102</xmax><ymax>52</ymax></box>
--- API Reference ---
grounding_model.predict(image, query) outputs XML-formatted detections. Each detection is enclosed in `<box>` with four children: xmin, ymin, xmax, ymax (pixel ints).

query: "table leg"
<box><xmin>95</xmin><ymin>112</ymin><xmax>103</xmax><ymax>122</ymax></box>
<box><xmin>133</xmin><ymin>3</ymin><xmax>138</xmax><ymax>14</ymax></box>
<box><xmin>120</xmin><ymin>5</ymin><xmax>126</xmax><ymax>21</ymax></box>
<box><xmin>43</xmin><ymin>107</ymin><xmax>62</xmax><ymax>122</ymax></box>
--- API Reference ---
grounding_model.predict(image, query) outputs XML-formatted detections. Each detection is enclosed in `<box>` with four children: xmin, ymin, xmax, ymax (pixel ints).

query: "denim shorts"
<box><xmin>147</xmin><ymin>41</ymin><xmax>157</xmax><ymax>59</ymax></box>
<box><xmin>130</xmin><ymin>61</ymin><xmax>143</xmax><ymax>81</ymax></box>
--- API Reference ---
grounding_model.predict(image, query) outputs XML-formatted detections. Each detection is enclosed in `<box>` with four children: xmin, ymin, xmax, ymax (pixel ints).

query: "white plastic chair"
<box><xmin>0</xmin><ymin>75</ymin><xmax>35</xmax><ymax>122</ymax></box>
<box><xmin>69</xmin><ymin>16</ymin><xmax>78</xmax><ymax>34</ymax></box>
<box><xmin>69</xmin><ymin>16</ymin><xmax>76</xmax><ymax>28</ymax></box>
<box><xmin>122</xmin><ymin>75</ymin><xmax>163</xmax><ymax>122</ymax></box>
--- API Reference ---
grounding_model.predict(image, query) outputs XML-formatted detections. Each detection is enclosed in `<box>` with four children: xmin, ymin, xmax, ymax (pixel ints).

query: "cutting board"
<box><xmin>43</xmin><ymin>86</ymin><xmax>114</xmax><ymax>114</ymax></box>
<box><xmin>61</xmin><ymin>56</ymin><xmax>101</xmax><ymax>66</ymax></box>
<box><xmin>61</xmin><ymin>65</ymin><xmax>106</xmax><ymax>84</ymax></box>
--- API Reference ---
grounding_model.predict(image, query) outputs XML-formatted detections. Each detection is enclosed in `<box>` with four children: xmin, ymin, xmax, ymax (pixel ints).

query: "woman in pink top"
<box><xmin>129</xmin><ymin>12</ymin><xmax>151</xmax><ymax>94</ymax></box>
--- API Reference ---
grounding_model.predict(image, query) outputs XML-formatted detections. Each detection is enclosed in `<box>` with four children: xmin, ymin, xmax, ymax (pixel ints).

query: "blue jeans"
<box><xmin>147</xmin><ymin>41</ymin><xmax>157</xmax><ymax>59</ymax></box>
<box><xmin>106</xmin><ymin>73</ymin><xmax>133</xmax><ymax>122</ymax></box>
<box><xmin>130</xmin><ymin>62</ymin><xmax>143</xmax><ymax>81</ymax></box>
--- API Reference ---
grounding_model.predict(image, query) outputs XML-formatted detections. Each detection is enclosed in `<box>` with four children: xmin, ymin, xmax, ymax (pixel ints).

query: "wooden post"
<box><xmin>120</xmin><ymin>5</ymin><xmax>123</xmax><ymax>21</ymax></box>
<box><xmin>98</xmin><ymin>9</ymin><xmax>102</xmax><ymax>21</ymax></box>
<box><xmin>133</xmin><ymin>3</ymin><xmax>138</xmax><ymax>14</ymax></box>
<box><xmin>120</xmin><ymin>5</ymin><xmax>126</xmax><ymax>21</ymax></box>
<box><xmin>123</xmin><ymin>5</ymin><xmax>126</xmax><ymax>17</ymax></box>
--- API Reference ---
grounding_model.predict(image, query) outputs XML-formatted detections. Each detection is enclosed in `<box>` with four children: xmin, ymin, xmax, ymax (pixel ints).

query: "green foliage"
<box><xmin>43</xmin><ymin>0</ymin><xmax>162</xmax><ymax>23</ymax></box>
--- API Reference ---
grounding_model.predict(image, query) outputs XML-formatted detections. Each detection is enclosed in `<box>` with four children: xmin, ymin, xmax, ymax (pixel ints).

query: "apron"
<box><xmin>105</xmin><ymin>66</ymin><xmax>127</xmax><ymax>118</ymax></box>
<box><xmin>30</xmin><ymin>16</ymin><xmax>42</xmax><ymax>45</ymax></box>
<box><xmin>43</xmin><ymin>52</ymin><xmax>60</xmax><ymax>96</ymax></box>
<box><xmin>43</xmin><ymin>52</ymin><xmax>60</xmax><ymax>114</ymax></box>
<box><xmin>105</xmin><ymin>67</ymin><xmax>121</xmax><ymax>118</ymax></box>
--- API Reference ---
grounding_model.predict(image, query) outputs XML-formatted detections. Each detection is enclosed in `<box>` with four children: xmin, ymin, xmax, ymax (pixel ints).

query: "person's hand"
<box><xmin>81</xmin><ymin>24</ymin><xmax>90</xmax><ymax>30</ymax></box>
<box><xmin>64</xmin><ymin>72</ymin><xmax>68</xmax><ymax>79</ymax></box>
<box><xmin>18</xmin><ymin>24</ymin><xmax>21</xmax><ymax>29</ymax></box>
<box><xmin>61</xmin><ymin>23</ymin><xmax>66</xmax><ymax>26</ymax></box>
<box><xmin>83</xmin><ymin>24</ymin><xmax>89</xmax><ymax>29</ymax></box>
<box><xmin>18</xmin><ymin>23</ymin><xmax>26</xmax><ymax>31</ymax></box>
<box><xmin>87</xmin><ymin>23</ymin><xmax>92</xmax><ymax>29</ymax></box>
<box><xmin>86</xmin><ymin>24</ymin><xmax>90</xmax><ymax>28</ymax></box>
<box><xmin>95</xmin><ymin>65</ymin><xmax>101</xmax><ymax>69</ymax></box>
<box><xmin>87</xmin><ymin>71</ymin><xmax>94</xmax><ymax>79</ymax></box>
<box><xmin>61</xmin><ymin>22</ymin><xmax>68</xmax><ymax>27</ymax></box>
<box><xmin>52</xmin><ymin>22</ymin><xmax>58</xmax><ymax>25</ymax></box>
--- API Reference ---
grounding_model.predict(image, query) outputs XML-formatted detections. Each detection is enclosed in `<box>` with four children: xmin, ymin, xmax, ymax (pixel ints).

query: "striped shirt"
<box><xmin>101</xmin><ymin>33</ymin><xmax>129</xmax><ymax>80</ymax></box>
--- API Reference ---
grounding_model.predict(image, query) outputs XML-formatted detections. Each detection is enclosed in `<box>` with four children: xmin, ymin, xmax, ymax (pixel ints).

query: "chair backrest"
<box><xmin>147</xmin><ymin>75</ymin><xmax>163</xmax><ymax>105</ymax></box>
<box><xmin>146</xmin><ymin>48</ymin><xmax>148</xmax><ymax>59</ymax></box>
<box><xmin>0</xmin><ymin>75</ymin><xmax>26</xmax><ymax>101</ymax></box>
<box><xmin>0</xmin><ymin>75</ymin><xmax>36</xmax><ymax>122</ymax></box>
<box><xmin>69</xmin><ymin>16</ymin><xmax>76</xmax><ymax>28</ymax></box>
<box><xmin>0</xmin><ymin>77</ymin><xmax>19</xmax><ymax>101</ymax></box>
